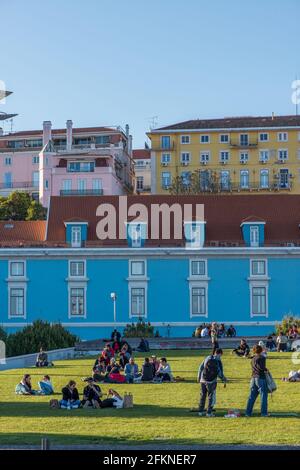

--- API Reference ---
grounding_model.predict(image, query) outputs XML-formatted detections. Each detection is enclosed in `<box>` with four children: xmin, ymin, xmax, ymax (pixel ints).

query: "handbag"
<box><xmin>265</xmin><ymin>371</ymin><xmax>277</xmax><ymax>393</ymax></box>
<box><xmin>123</xmin><ymin>393</ymin><xmax>134</xmax><ymax>408</ymax></box>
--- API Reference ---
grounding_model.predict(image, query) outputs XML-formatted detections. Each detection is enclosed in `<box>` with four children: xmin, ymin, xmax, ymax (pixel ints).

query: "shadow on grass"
<box><xmin>0</xmin><ymin>402</ymin><xmax>299</xmax><ymax>419</ymax></box>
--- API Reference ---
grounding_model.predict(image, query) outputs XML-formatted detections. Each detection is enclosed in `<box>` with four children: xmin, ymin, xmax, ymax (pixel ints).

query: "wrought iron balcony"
<box><xmin>0</xmin><ymin>181</ymin><xmax>37</xmax><ymax>190</ymax></box>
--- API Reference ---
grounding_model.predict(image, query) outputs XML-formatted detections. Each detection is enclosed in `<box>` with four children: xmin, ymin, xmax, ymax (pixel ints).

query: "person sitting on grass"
<box><xmin>232</xmin><ymin>339</ymin><xmax>250</xmax><ymax>357</ymax></box>
<box><xmin>282</xmin><ymin>370</ymin><xmax>300</xmax><ymax>382</ymax></box>
<box><xmin>150</xmin><ymin>355</ymin><xmax>160</xmax><ymax>375</ymax></box>
<box><xmin>36</xmin><ymin>347</ymin><xmax>49</xmax><ymax>368</ymax></box>
<box><xmin>141</xmin><ymin>357</ymin><xmax>154</xmax><ymax>382</ymax></box>
<box><xmin>266</xmin><ymin>335</ymin><xmax>276</xmax><ymax>351</ymax></box>
<box><xmin>60</xmin><ymin>380</ymin><xmax>81</xmax><ymax>409</ymax></box>
<box><xmin>155</xmin><ymin>357</ymin><xmax>173</xmax><ymax>382</ymax></box>
<box><xmin>104</xmin><ymin>358</ymin><xmax>126</xmax><ymax>383</ymax></box>
<box><xmin>276</xmin><ymin>332</ymin><xmax>288</xmax><ymax>352</ymax></box>
<box><xmin>136</xmin><ymin>337</ymin><xmax>150</xmax><ymax>352</ymax></box>
<box><xmin>226</xmin><ymin>325</ymin><xmax>236</xmax><ymax>337</ymax></box>
<box><xmin>82</xmin><ymin>377</ymin><xmax>103</xmax><ymax>408</ymax></box>
<box><xmin>197</xmin><ymin>348</ymin><xmax>227</xmax><ymax>417</ymax></box>
<box><xmin>245</xmin><ymin>345</ymin><xmax>269</xmax><ymax>417</ymax></box>
<box><xmin>92</xmin><ymin>357</ymin><xmax>107</xmax><ymax>382</ymax></box>
<box><xmin>38</xmin><ymin>375</ymin><xmax>54</xmax><ymax>395</ymax></box>
<box><xmin>124</xmin><ymin>357</ymin><xmax>140</xmax><ymax>383</ymax></box>
<box><xmin>15</xmin><ymin>374</ymin><xmax>39</xmax><ymax>395</ymax></box>
<box><xmin>218</xmin><ymin>324</ymin><xmax>226</xmax><ymax>338</ymax></box>
<box><xmin>200</xmin><ymin>325</ymin><xmax>209</xmax><ymax>337</ymax></box>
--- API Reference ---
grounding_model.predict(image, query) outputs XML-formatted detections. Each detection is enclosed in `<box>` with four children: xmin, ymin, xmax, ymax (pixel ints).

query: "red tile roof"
<box><xmin>133</xmin><ymin>149</ymin><xmax>151</xmax><ymax>159</ymax></box>
<box><xmin>0</xmin><ymin>221</ymin><xmax>46</xmax><ymax>245</ymax></box>
<box><xmin>46</xmin><ymin>194</ymin><xmax>300</xmax><ymax>247</ymax></box>
<box><xmin>154</xmin><ymin>115</ymin><xmax>300</xmax><ymax>131</ymax></box>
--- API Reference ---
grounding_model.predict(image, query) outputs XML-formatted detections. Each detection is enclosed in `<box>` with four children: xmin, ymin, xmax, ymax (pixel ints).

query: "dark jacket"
<box><xmin>62</xmin><ymin>386</ymin><xmax>80</xmax><ymax>402</ymax></box>
<box><xmin>251</xmin><ymin>355</ymin><xmax>267</xmax><ymax>379</ymax></box>
<box><xmin>141</xmin><ymin>362</ymin><xmax>154</xmax><ymax>381</ymax></box>
<box><xmin>83</xmin><ymin>384</ymin><xmax>101</xmax><ymax>401</ymax></box>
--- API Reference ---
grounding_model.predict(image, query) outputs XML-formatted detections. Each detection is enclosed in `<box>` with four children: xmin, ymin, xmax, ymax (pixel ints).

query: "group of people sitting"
<box><xmin>194</xmin><ymin>323</ymin><xmax>237</xmax><ymax>339</ymax></box>
<box><xmin>15</xmin><ymin>374</ymin><xmax>54</xmax><ymax>395</ymax></box>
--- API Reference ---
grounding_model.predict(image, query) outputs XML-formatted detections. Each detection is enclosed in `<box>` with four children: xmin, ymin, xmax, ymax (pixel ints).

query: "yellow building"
<box><xmin>147</xmin><ymin>115</ymin><xmax>300</xmax><ymax>194</ymax></box>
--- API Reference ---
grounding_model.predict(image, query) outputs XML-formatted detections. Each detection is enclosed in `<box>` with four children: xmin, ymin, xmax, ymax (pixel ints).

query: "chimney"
<box><xmin>125</xmin><ymin>124</ymin><xmax>129</xmax><ymax>137</ymax></box>
<box><xmin>271</xmin><ymin>112</ymin><xmax>275</xmax><ymax>120</ymax></box>
<box><xmin>66</xmin><ymin>120</ymin><xmax>73</xmax><ymax>151</ymax></box>
<box><xmin>43</xmin><ymin>121</ymin><xmax>52</xmax><ymax>146</ymax></box>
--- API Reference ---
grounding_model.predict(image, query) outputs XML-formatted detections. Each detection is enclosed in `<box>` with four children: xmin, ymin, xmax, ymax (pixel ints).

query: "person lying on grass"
<box><xmin>60</xmin><ymin>380</ymin><xmax>81</xmax><ymax>409</ymax></box>
<box><xmin>282</xmin><ymin>370</ymin><xmax>300</xmax><ymax>382</ymax></box>
<box><xmin>15</xmin><ymin>374</ymin><xmax>40</xmax><ymax>395</ymax></box>
<box><xmin>38</xmin><ymin>375</ymin><xmax>54</xmax><ymax>395</ymax></box>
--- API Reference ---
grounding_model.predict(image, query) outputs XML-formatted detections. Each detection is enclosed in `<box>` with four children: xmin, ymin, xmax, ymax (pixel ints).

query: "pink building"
<box><xmin>0</xmin><ymin>121</ymin><xmax>134</xmax><ymax>207</ymax></box>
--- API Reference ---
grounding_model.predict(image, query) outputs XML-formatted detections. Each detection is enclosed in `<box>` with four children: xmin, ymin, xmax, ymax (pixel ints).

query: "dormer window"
<box><xmin>127</xmin><ymin>222</ymin><xmax>147</xmax><ymax>248</ymax></box>
<box><xmin>241</xmin><ymin>217</ymin><xmax>265</xmax><ymax>247</ymax></box>
<box><xmin>184</xmin><ymin>222</ymin><xmax>206</xmax><ymax>249</ymax></box>
<box><xmin>250</xmin><ymin>226</ymin><xmax>259</xmax><ymax>247</ymax></box>
<box><xmin>71</xmin><ymin>226</ymin><xmax>82</xmax><ymax>247</ymax></box>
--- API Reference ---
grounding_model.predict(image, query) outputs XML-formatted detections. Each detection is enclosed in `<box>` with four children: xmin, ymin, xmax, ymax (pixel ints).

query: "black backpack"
<box><xmin>202</xmin><ymin>356</ymin><xmax>219</xmax><ymax>382</ymax></box>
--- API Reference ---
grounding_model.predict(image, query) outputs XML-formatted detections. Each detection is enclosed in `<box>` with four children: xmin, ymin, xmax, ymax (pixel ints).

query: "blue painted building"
<box><xmin>1</xmin><ymin>194</ymin><xmax>300</xmax><ymax>339</ymax></box>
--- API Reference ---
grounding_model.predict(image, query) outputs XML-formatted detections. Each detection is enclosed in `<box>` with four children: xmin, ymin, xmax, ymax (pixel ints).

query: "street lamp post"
<box><xmin>110</xmin><ymin>292</ymin><xmax>117</xmax><ymax>324</ymax></box>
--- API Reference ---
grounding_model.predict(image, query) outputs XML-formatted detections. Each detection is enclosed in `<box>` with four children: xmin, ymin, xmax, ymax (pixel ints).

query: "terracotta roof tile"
<box><xmin>154</xmin><ymin>115</ymin><xmax>300</xmax><ymax>131</ymax></box>
<box><xmin>133</xmin><ymin>149</ymin><xmax>151</xmax><ymax>159</ymax></box>
<box><xmin>0</xmin><ymin>221</ymin><xmax>46</xmax><ymax>243</ymax></box>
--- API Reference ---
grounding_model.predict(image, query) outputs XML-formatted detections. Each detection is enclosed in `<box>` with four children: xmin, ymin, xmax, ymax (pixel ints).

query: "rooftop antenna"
<box><xmin>10</xmin><ymin>118</ymin><xmax>13</xmax><ymax>133</ymax></box>
<box><xmin>148</xmin><ymin>116</ymin><xmax>158</xmax><ymax>130</ymax></box>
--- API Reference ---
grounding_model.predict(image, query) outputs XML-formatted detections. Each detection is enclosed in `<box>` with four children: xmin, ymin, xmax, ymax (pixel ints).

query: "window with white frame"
<box><xmin>240</xmin><ymin>152</ymin><xmax>249</xmax><ymax>163</ymax></box>
<box><xmin>9</xmin><ymin>287</ymin><xmax>25</xmax><ymax>318</ymax></box>
<box><xmin>181</xmin><ymin>135</ymin><xmax>190</xmax><ymax>144</ymax></box>
<box><xmin>250</xmin><ymin>226</ymin><xmax>259</xmax><ymax>247</ymax></box>
<box><xmin>190</xmin><ymin>259</ymin><xmax>206</xmax><ymax>276</ymax></box>
<box><xmin>161</xmin><ymin>172</ymin><xmax>171</xmax><ymax>188</ymax></box>
<box><xmin>136</xmin><ymin>176</ymin><xmax>144</xmax><ymax>190</ymax></box>
<box><xmin>32</xmin><ymin>156</ymin><xmax>39</xmax><ymax>164</ymax></box>
<box><xmin>181</xmin><ymin>152</ymin><xmax>191</xmax><ymax>164</ymax></box>
<box><xmin>70</xmin><ymin>287</ymin><xmax>85</xmax><ymax>317</ymax></box>
<box><xmin>191</xmin><ymin>286</ymin><xmax>207</xmax><ymax>316</ymax></box>
<box><xmin>130</xmin><ymin>287</ymin><xmax>146</xmax><ymax>317</ymax></box>
<box><xmin>240</xmin><ymin>170</ymin><xmax>249</xmax><ymax>189</ymax></box>
<box><xmin>200</xmin><ymin>135</ymin><xmax>210</xmax><ymax>144</ymax></box>
<box><xmin>220</xmin><ymin>151</ymin><xmax>230</xmax><ymax>163</ymax></box>
<box><xmin>69</xmin><ymin>261</ymin><xmax>85</xmax><ymax>277</ymax></box>
<box><xmin>71</xmin><ymin>226</ymin><xmax>82</xmax><ymax>247</ymax></box>
<box><xmin>259</xmin><ymin>150</ymin><xmax>269</xmax><ymax>162</ymax></box>
<box><xmin>260</xmin><ymin>169</ymin><xmax>269</xmax><ymax>188</ymax></box>
<box><xmin>161</xmin><ymin>153</ymin><xmax>171</xmax><ymax>164</ymax></box>
<box><xmin>240</xmin><ymin>134</ymin><xmax>249</xmax><ymax>146</ymax></box>
<box><xmin>251</xmin><ymin>259</ymin><xmax>266</xmax><ymax>276</ymax></box>
<box><xmin>251</xmin><ymin>286</ymin><xmax>267</xmax><ymax>316</ymax></box>
<box><xmin>4</xmin><ymin>156</ymin><xmax>12</xmax><ymax>166</ymax></box>
<box><xmin>10</xmin><ymin>261</ymin><xmax>25</xmax><ymax>277</ymax></box>
<box><xmin>278</xmin><ymin>132</ymin><xmax>288</xmax><ymax>142</ymax></box>
<box><xmin>278</xmin><ymin>149</ymin><xmax>288</xmax><ymax>161</ymax></box>
<box><xmin>259</xmin><ymin>133</ymin><xmax>269</xmax><ymax>142</ymax></box>
<box><xmin>130</xmin><ymin>260</ymin><xmax>146</xmax><ymax>276</ymax></box>
<box><xmin>200</xmin><ymin>151</ymin><xmax>210</xmax><ymax>163</ymax></box>
<box><xmin>219</xmin><ymin>134</ymin><xmax>229</xmax><ymax>143</ymax></box>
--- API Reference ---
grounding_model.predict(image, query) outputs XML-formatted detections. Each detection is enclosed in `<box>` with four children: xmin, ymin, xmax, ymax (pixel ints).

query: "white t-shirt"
<box><xmin>112</xmin><ymin>396</ymin><xmax>124</xmax><ymax>408</ymax></box>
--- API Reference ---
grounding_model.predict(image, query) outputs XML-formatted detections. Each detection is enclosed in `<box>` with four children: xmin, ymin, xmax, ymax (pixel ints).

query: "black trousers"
<box><xmin>212</xmin><ymin>341</ymin><xmax>219</xmax><ymax>354</ymax></box>
<box><xmin>199</xmin><ymin>381</ymin><xmax>217</xmax><ymax>414</ymax></box>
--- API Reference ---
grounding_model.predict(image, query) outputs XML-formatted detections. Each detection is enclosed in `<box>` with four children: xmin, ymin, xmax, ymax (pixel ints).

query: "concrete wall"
<box><xmin>0</xmin><ymin>347</ymin><xmax>75</xmax><ymax>371</ymax></box>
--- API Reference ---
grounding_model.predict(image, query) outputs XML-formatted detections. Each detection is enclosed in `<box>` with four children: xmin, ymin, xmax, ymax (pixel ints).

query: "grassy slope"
<box><xmin>0</xmin><ymin>350</ymin><xmax>299</xmax><ymax>446</ymax></box>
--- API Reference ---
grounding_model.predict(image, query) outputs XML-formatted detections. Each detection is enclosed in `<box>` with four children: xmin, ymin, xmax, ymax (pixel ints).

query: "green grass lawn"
<box><xmin>0</xmin><ymin>349</ymin><xmax>299</xmax><ymax>446</ymax></box>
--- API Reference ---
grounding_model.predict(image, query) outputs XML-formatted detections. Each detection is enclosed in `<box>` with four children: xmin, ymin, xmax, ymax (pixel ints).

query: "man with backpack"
<box><xmin>197</xmin><ymin>348</ymin><xmax>227</xmax><ymax>417</ymax></box>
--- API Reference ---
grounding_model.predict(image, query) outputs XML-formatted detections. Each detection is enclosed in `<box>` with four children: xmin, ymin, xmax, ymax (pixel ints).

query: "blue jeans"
<box><xmin>246</xmin><ymin>378</ymin><xmax>268</xmax><ymax>416</ymax></box>
<box><xmin>60</xmin><ymin>399</ymin><xmax>81</xmax><ymax>409</ymax></box>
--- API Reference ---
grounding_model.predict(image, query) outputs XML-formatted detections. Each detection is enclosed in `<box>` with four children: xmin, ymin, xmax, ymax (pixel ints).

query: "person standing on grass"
<box><xmin>245</xmin><ymin>344</ymin><xmax>269</xmax><ymax>417</ymax></box>
<box><xmin>197</xmin><ymin>348</ymin><xmax>227</xmax><ymax>417</ymax></box>
<box><xmin>210</xmin><ymin>322</ymin><xmax>219</xmax><ymax>354</ymax></box>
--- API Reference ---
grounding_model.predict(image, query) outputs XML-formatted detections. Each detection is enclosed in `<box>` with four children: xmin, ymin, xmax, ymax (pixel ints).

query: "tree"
<box><xmin>0</xmin><ymin>191</ymin><xmax>46</xmax><ymax>221</ymax></box>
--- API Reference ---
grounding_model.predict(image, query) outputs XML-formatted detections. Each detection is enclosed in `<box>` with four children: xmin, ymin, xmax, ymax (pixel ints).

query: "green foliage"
<box><xmin>6</xmin><ymin>320</ymin><xmax>79</xmax><ymax>357</ymax></box>
<box><xmin>123</xmin><ymin>319</ymin><xmax>158</xmax><ymax>338</ymax></box>
<box><xmin>0</xmin><ymin>191</ymin><xmax>46</xmax><ymax>221</ymax></box>
<box><xmin>275</xmin><ymin>314</ymin><xmax>300</xmax><ymax>335</ymax></box>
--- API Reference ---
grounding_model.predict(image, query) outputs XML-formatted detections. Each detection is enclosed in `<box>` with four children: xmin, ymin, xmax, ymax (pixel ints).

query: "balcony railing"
<box><xmin>0</xmin><ymin>181</ymin><xmax>38</xmax><ymax>190</ymax></box>
<box><xmin>151</xmin><ymin>142</ymin><xmax>176</xmax><ymax>152</ymax></box>
<box><xmin>229</xmin><ymin>140</ymin><xmax>258</xmax><ymax>148</ymax></box>
<box><xmin>60</xmin><ymin>189</ymin><xmax>103</xmax><ymax>196</ymax></box>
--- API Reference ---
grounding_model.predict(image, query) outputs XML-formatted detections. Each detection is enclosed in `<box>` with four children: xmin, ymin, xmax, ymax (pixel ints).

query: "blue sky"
<box><xmin>1</xmin><ymin>0</ymin><xmax>300</xmax><ymax>147</ymax></box>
